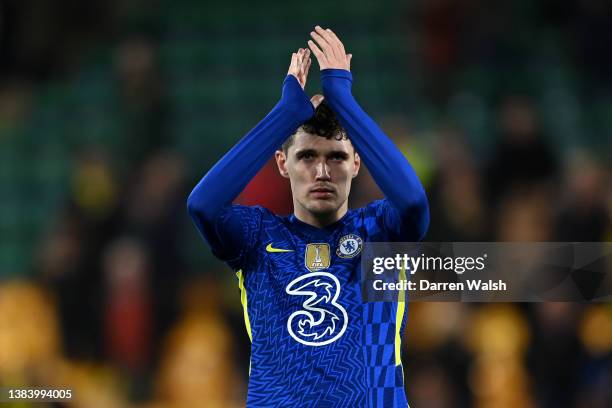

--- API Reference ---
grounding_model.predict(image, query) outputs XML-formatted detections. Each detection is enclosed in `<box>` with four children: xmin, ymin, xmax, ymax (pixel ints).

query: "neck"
<box><xmin>293</xmin><ymin>201</ymin><xmax>348</xmax><ymax>229</ymax></box>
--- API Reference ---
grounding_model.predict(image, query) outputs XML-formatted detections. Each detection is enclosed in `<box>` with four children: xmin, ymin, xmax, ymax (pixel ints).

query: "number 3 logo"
<box><xmin>285</xmin><ymin>272</ymin><xmax>348</xmax><ymax>346</ymax></box>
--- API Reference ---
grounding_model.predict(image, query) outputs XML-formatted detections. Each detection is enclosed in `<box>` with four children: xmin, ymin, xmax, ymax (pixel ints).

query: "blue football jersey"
<box><xmin>223</xmin><ymin>199</ymin><xmax>410</xmax><ymax>408</ymax></box>
<box><xmin>187</xmin><ymin>70</ymin><xmax>429</xmax><ymax>408</ymax></box>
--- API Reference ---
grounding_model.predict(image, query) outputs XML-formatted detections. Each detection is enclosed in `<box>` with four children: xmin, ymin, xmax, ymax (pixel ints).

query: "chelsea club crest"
<box><xmin>336</xmin><ymin>234</ymin><xmax>363</xmax><ymax>258</ymax></box>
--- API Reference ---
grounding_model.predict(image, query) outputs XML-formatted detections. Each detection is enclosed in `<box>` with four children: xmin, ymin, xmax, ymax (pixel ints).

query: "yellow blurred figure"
<box><xmin>0</xmin><ymin>281</ymin><xmax>60</xmax><ymax>381</ymax></box>
<box><xmin>466</xmin><ymin>304</ymin><xmax>534</xmax><ymax>408</ymax></box>
<box><xmin>580</xmin><ymin>304</ymin><xmax>612</xmax><ymax>356</ymax></box>
<box><xmin>153</xmin><ymin>314</ymin><xmax>243</xmax><ymax>408</ymax></box>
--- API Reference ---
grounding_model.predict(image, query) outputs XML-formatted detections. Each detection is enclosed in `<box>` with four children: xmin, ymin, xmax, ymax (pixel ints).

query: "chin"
<box><xmin>306</xmin><ymin>200</ymin><xmax>340</xmax><ymax>215</ymax></box>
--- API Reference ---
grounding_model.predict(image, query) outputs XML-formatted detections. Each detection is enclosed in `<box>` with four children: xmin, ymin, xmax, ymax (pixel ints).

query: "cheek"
<box><xmin>335</xmin><ymin>165</ymin><xmax>353</xmax><ymax>183</ymax></box>
<box><xmin>288</xmin><ymin>165</ymin><xmax>313</xmax><ymax>190</ymax></box>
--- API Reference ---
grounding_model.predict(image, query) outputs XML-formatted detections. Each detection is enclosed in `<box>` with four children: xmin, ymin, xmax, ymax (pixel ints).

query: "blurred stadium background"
<box><xmin>0</xmin><ymin>0</ymin><xmax>611</xmax><ymax>407</ymax></box>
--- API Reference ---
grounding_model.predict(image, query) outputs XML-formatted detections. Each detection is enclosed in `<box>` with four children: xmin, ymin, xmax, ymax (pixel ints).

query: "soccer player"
<box><xmin>187</xmin><ymin>26</ymin><xmax>429</xmax><ymax>408</ymax></box>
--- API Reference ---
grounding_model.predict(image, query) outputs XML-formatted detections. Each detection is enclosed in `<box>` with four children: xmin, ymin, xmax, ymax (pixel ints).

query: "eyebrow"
<box><xmin>294</xmin><ymin>148</ymin><xmax>317</xmax><ymax>158</ymax></box>
<box><xmin>328</xmin><ymin>150</ymin><xmax>350</xmax><ymax>159</ymax></box>
<box><xmin>294</xmin><ymin>149</ymin><xmax>350</xmax><ymax>159</ymax></box>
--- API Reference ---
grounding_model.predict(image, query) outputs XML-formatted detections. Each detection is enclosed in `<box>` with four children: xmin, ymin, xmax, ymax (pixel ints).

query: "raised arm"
<box><xmin>187</xmin><ymin>49</ymin><xmax>314</xmax><ymax>261</ymax></box>
<box><xmin>308</xmin><ymin>26</ymin><xmax>429</xmax><ymax>241</ymax></box>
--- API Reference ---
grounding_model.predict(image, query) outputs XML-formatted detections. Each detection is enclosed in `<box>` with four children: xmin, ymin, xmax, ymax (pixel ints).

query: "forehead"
<box><xmin>289</xmin><ymin>131</ymin><xmax>353</xmax><ymax>154</ymax></box>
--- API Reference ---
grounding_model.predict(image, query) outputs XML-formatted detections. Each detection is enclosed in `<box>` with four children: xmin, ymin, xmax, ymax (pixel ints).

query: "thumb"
<box><xmin>347</xmin><ymin>54</ymin><xmax>353</xmax><ymax>67</ymax></box>
<box><xmin>288</xmin><ymin>52</ymin><xmax>298</xmax><ymax>73</ymax></box>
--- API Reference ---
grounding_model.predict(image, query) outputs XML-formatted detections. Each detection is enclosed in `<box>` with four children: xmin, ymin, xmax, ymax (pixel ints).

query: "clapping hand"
<box><xmin>307</xmin><ymin>26</ymin><xmax>352</xmax><ymax>71</ymax></box>
<box><xmin>287</xmin><ymin>48</ymin><xmax>312</xmax><ymax>90</ymax></box>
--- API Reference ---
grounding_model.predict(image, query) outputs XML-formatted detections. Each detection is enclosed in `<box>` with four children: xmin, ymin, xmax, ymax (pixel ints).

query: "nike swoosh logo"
<box><xmin>266</xmin><ymin>243</ymin><xmax>294</xmax><ymax>253</ymax></box>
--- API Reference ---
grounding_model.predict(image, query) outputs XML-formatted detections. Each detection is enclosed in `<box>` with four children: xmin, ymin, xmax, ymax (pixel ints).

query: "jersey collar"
<box><xmin>288</xmin><ymin>210</ymin><xmax>352</xmax><ymax>238</ymax></box>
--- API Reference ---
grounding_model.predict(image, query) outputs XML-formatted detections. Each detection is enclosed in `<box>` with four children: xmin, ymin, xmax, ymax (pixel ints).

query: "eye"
<box><xmin>298</xmin><ymin>151</ymin><xmax>315</xmax><ymax>160</ymax></box>
<box><xmin>330</xmin><ymin>153</ymin><xmax>347</xmax><ymax>161</ymax></box>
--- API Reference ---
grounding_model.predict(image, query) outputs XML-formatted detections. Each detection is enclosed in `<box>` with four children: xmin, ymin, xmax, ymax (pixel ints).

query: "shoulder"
<box><xmin>220</xmin><ymin>204</ymin><xmax>277</xmax><ymax>222</ymax></box>
<box><xmin>226</xmin><ymin>204</ymin><xmax>290</xmax><ymax>233</ymax></box>
<box><xmin>220</xmin><ymin>205</ymin><xmax>287</xmax><ymax>269</ymax></box>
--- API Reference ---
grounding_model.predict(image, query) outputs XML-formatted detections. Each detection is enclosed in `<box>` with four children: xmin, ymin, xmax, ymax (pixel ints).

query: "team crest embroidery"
<box><xmin>336</xmin><ymin>234</ymin><xmax>363</xmax><ymax>258</ymax></box>
<box><xmin>305</xmin><ymin>243</ymin><xmax>330</xmax><ymax>271</ymax></box>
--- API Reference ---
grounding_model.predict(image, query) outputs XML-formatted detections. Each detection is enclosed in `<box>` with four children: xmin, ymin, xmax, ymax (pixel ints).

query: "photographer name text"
<box><xmin>372</xmin><ymin>279</ymin><xmax>507</xmax><ymax>292</ymax></box>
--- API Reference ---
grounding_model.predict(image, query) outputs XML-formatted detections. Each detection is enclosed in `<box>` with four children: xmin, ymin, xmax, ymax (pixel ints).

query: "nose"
<box><xmin>315</xmin><ymin>161</ymin><xmax>331</xmax><ymax>181</ymax></box>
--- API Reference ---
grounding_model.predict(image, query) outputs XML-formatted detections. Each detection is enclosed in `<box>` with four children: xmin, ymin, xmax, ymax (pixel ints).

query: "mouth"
<box><xmin>310</xmin><ymin>186</ymin><xmax>335</xmax><ymax>199</ymax></box>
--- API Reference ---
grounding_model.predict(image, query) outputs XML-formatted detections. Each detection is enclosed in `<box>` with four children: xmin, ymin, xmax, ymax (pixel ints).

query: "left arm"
<box><xmin>308</xmin><ymin>26</ymin><xmax>429</xmax><ymax>241</ymax></box>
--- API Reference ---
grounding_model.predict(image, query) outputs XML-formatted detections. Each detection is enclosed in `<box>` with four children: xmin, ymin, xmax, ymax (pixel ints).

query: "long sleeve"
<box><xmin>187</xmin><ymin>75</ymin><xmax>313</xmax><ymax>261</ymax></box>
<box><xmin>321</xmin><ymin>69</ymin><xmax>429</xmax><ymax>241</ymax></box>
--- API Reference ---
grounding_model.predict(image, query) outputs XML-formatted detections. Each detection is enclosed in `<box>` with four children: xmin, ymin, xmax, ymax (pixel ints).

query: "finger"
<box><xmin>347</xmin><ymin>53</ymin><xmax>352</xmax><ymax>70</ymax></box>
<box><xmin>299</xmin><ymin>49</ymin><xmax>310</xmax><ymax>76</ymax></box>
<box><xmin>297</xmin><ymin>53</ymin><xmax>306</xmax><ymax>77</ymax></box>
<box><xmin>301</xmin><ymin>57</ymin><xmax>311</xmax><ymax>82</ymax></box>
<box><xmin>315</xmin><ymin>26</ymin><xmax>335</xmax><ymax>44</ymax></box>
<box><xmin>300</xmin><ymin>51</ymin><xmax>310</xmax><ymax>74</ymax></box>
<box><xmin>325</xmin><ymin>28</ymin><xmax>346</xmax><ymax>54</ymax></box>
<box><xmin>301</xmin><ymin>62</ymin><xmax>311</xmax><ymax>88</ymax></box>
<box><xmin>323</xmin><ymin>28</ymin><xmax>340</xmax><ymax>44</ymax></box>
<box><xmin>316</xmin><ymin>26</ymin><xmax>343</xmax><ymax>59</ymax></box>
<box><xmin>296</xmin><ymin>50</ymin><xmax>306</xmax><ymax>80</ymax></box>
<box><xmin>288</xmin><ymin>52</ymin><xmax>298</xmax><ymax>74</ymax></box>
<box><xmin>310</xmin><ymin>30</ymin><xmax>333</xmax><ymax>57</ymax></box>
<box><xmin>307</xmin><ymin>40</ymin><xmax>328</xmax><ymax>67</ymax></box>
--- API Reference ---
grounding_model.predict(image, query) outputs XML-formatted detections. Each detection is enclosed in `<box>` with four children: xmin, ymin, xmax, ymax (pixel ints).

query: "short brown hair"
<box><xmin>282</xmin><ymin>100</ymin><xmax>348</xmax><ymax>152</ymax></box>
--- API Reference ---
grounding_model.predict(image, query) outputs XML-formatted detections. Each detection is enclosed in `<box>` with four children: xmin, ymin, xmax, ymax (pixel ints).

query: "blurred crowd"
<box><xmin>1</xmin><ymin>0</ymin><xmax>611</xmax><ymax>407</ymax></box>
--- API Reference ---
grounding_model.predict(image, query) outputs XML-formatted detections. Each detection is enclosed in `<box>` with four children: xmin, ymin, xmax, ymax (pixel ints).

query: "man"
<box><xmin>188</xmin><ymin>26</ymin><xmax>429</xmax><ymax>408</ymax></box>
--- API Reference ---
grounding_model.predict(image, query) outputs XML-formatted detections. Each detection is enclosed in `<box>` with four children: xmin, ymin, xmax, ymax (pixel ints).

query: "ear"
<box><xmin>352</xmin><ymin>152</ymin><xmax>361</xmax><ymax>178</ymax></box>
<box><xmin>275</xmin><ymin>150</ymin><xmax>290</xmax><ymax>178</ymax></box>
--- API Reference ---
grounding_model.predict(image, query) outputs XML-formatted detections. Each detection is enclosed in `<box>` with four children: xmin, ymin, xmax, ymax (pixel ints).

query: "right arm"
<box><xmin>308</xmin><ymin>27</ymin><xmax>429</xmax><ymax>241</ymax></box>
<box><xmin>187</xmin><ymin>50</ymin><xmax>314</xmax><ymax>263</ymax></box>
